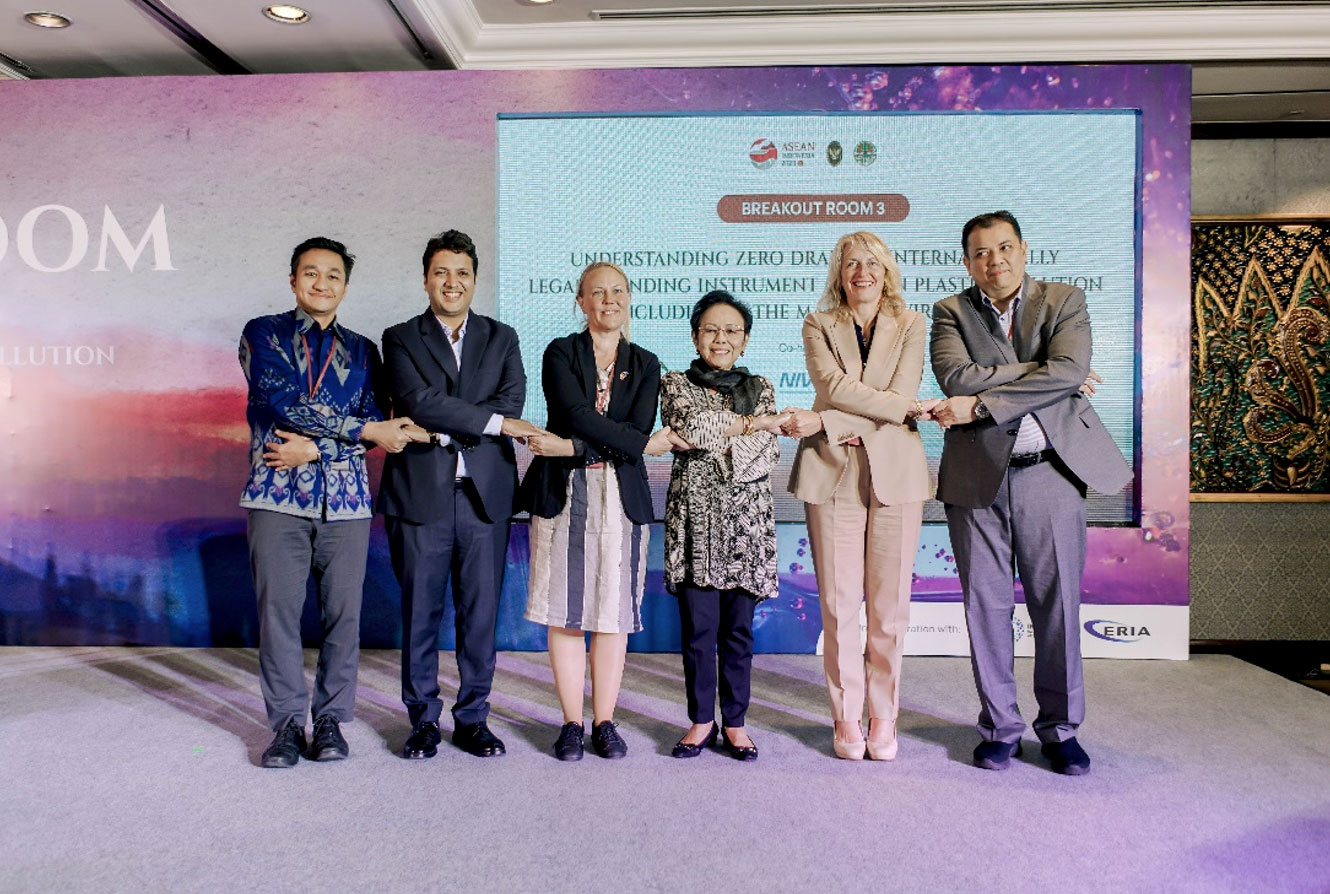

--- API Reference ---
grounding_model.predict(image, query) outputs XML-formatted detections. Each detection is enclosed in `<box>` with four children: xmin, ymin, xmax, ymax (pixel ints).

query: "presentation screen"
<box><xmin>497</xmin><ymin>111</ymin><xmax>1139</xmax><ymax>524</ymax></box>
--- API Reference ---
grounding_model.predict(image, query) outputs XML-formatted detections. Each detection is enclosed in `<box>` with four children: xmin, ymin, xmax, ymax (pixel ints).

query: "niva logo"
<box><xmin>1084</xmin><ymin>620</ymin><xmax>1151</xmax><ymax>643</ymax></box>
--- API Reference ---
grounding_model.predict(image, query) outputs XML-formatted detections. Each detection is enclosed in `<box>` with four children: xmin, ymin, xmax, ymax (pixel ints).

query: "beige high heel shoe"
<box><xmin>832</xmin><ymin>722</ymin><xmax>866</xmax><ymax>760</ymax></box>
<box><xmin>866</xmin><ymin>719</ymin><xmax>897</xmax><ymax>761</ymax></box>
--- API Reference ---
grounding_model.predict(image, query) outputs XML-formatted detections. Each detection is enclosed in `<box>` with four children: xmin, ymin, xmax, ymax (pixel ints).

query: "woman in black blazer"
<box><xmin>520</xmin><ymin>261</ymin><xmax>673</xmax><ymax>761</ymax></box>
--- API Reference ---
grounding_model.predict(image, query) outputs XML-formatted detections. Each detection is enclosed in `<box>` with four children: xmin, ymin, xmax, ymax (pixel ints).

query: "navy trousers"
<box><xmin>387</xmin><ymin>479</ymin><xmax>509</xmax><ymax>729</ymax></box>
<box><xmin>677</xmin><ymin>583</ymin><xmax>758</xmax><ymax>728</ymax></box>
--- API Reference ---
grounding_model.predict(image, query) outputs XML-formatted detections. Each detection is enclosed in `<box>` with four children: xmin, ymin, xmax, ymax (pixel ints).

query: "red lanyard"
<box><xmin>301</xmin><ymin>330</ymin><xmax>337</xmax><ymax>398</ymax></box>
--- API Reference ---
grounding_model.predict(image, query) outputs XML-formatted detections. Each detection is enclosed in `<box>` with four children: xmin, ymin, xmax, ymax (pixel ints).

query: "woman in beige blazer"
<box><xmin>783</xmin><ymin>231</ymin><xmax>937</xmax><ymax>761</ymax></box>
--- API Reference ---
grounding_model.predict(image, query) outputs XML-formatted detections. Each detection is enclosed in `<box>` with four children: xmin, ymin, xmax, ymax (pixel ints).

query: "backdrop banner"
<box><xmin>0</xmin><ymin>64</ymin><xmax>1191</xmax><ymax>656</ymax></box>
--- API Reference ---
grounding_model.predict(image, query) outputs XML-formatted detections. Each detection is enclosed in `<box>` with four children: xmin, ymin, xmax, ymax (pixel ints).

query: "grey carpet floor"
<box><xmin>1</xmin><ymin>648</ymin><xmax>1328</xmax><ymax>894</ymax></box>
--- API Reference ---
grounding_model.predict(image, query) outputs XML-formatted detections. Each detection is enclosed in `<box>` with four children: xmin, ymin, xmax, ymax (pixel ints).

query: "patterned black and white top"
<box><xmin>660</xmin><ymin>370</ymin><xmax>779</xmax><ymax>601</ymax></box>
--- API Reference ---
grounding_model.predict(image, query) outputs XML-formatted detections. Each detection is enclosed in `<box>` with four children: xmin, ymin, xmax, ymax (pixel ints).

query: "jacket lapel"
<box><xmin>965</xmin><ymin>286</ymin><xmax>1017</xmax><ymax>364</ymax></box>
<box><xmin>861</xmin><ymin>310</ymin><xmax>901</xmax><ymax>390</ymax></box>
<box><xmin>418</xmin><ymin>311</ymin><xmax>458</xmax><ymax>384</ymax></box>
<box><xmin>1013</xmin><ymin>275</ymin><xmax>1045</xmax><ymax>361</ymax></box>
<box><xmin>607</xmin><ymin>336</ymin><xmax>632</xmax><ymax>419</ymax></box>
<box><xmin>458</xmin><ymin>312</ymin><xmax>487</xmax><ymax>388</ymax></box>
<box><xmin>830</xmin><ymin>315</ymin><xmax>863</xmax><ymax>382</ymax></box>
<box><xmin>574</xmin><ymin>330</ymin><xmax>598</xmax><ymax>403</ymax></box>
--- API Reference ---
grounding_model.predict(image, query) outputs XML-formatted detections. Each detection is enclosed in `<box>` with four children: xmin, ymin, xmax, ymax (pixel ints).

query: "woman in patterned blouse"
<box><xmin>659</xmin><ymin>290</ymin><xmax>789</xmax><ymax>761</ymax></box>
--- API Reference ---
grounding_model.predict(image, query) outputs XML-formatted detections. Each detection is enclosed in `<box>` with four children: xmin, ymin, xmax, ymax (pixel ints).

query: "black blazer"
<box><xmin>519</xmin><ymin>331</ymin><xmax>661</xmax><ymax>525</ymax></box>
<box><xmin>377</xmin><ymin>310</ymin><xmax>526</xmax><ymax>524</ymax></box>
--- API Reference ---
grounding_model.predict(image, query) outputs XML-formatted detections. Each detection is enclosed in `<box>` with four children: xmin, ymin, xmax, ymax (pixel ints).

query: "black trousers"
<box><xmin>386</xmin><ymin>479</ymin><xmax>509</xmax><ymax>729</ymax></box>
<box><xmin>677</xmin><ymin>583</ymin><xmax>757</xmax><ymax>727</ymax></box>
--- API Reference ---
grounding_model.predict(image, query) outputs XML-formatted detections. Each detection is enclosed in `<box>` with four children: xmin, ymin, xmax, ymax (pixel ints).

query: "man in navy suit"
<box><xmin>379</xmin><ymin>229</ymin><xmax>542</xmax><ymax>759</ymax></box>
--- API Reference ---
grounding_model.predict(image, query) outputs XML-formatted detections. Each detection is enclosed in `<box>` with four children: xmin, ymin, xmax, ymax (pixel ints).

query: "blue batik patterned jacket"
<box><xmin>238</xmin><ymin>307</ymin><xmax>385</xmax><ymax>520</ymax></box>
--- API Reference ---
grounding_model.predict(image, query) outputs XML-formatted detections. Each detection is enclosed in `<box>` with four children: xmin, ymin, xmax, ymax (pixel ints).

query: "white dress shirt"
<box><xmin>434</xmin><ymin>312</ymin><xmax>503</xmax><ymax>478</ymax></box>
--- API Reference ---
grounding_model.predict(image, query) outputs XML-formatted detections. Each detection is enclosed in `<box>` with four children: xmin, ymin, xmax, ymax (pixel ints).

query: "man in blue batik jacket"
<box><xmin>239</xmin><ymin>236</ymin><xmax>423</xmax><ymax>768</ymax></box>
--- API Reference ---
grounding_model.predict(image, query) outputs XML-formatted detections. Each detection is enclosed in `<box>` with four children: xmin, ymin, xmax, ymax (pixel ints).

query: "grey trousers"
<box><xmin>945</xmin><ymin>457</ymin><xmax>1087</xmax><ymax>745</ymax></box>
<box><xmin>247</xmin><ymin>509</ymin><xmax>371</xmax><ymax>732</ymax></box>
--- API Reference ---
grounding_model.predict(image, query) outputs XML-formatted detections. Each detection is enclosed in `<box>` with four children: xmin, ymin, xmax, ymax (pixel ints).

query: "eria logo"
<box><xmin>748</xmin><ymin>138</ymin><xmax>778</xmax><ymax>169</ymax></box>
<box><xmin>1084</xmin><ymin>620</ymin><xmax>1152</xmax><ymax>643</ymax></box>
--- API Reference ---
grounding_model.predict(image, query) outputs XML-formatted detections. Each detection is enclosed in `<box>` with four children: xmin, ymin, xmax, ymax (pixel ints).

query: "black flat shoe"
<box><xmin>721</xmin><ymin>727</ymin><xmax>759</xmax><ymax>762</ymax></box>
<box><xmin>553</xmin><ymin>721</ymin><xmax>584</xmax><ymax>762</ymax></box>
<box><xmin>403</xmin><ymin>720</ymin><xmax>441</xmax><ymax>760</ymax></box>
<box><xmin>671</xmin><ymin>723</ymin><xmax>718</xmax><ymax>759</ymax></box>
<box><xmin>453</xmin><ymin>720</ymin><xmax>506</xmax><ymax>757</ymax></box>
<box><xmin>591</xmin><ymin>720</ymin><xmax>627</xmax><ymax>759</ymax></box>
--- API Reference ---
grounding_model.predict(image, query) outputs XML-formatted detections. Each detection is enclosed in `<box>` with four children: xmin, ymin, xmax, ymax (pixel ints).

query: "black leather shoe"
<box><xmin>591</xmin><ymin>720</ymin><xmax>627</xmax><ymax>759</ymax></box>
<box><xmin>553</xmin><ymin>722</ymin><xmax>585</xmax><ymax>762</ymax></box>
<box><xmin>1041</xmin><ymin>737</ymin><xmax>1091</xmax><ymax>776</ymax></box>
<box><xmin>453</xmin><ymin>721</ymin><xmax>506</xmax><ymax>757</ymax></box>
<box><xmin>309</xmin><ymin>714</ymin><xmax>348</xmax><ymax>761</ymax></box>
<box><xmin>721</xmin><ymin>727</ymin><xmax>759</xmax><ymax>762</ymax></box>
<box><xmin>671</xmin><ymin>723</ymin><xmax>718</xmax><ymax>759</ymax></box>
<box><xmin>973</xmin><ymin>739</ymin><xmax>1023</xmax><ymax>771</ymax></box>
<box><xmin>403</xmin><ymin>720</ymin><xmax>442</xmax><ymax>760</ymax></box>
<box><xmin>261</xmin><ymin>719</ymin><xmax>306</xmax><ymax>768</ymax></box>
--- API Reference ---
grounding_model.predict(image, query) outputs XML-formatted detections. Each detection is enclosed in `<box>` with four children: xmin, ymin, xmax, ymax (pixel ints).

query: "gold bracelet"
<box><xmin>741</xmin><ymin>415</ymin><xmax>755</xmax><ymax>436</ymax></box>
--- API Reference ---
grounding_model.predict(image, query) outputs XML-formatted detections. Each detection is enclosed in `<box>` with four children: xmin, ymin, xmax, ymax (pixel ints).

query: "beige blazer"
<box><xmin>787</xmin><ymin>307</ymin><xmax>933</xmax><ymax>506</ymax></box>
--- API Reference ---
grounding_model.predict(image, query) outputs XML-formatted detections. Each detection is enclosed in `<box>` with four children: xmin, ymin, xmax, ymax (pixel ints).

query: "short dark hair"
<box><xmin>290</xmin><ymin>236</ymin><xmax>354</xmax><ymax>282</ymax></box>
<box><xmin>422</xmin><ymin>229</ymin><xmax>479</xmax><ymax>278</ymax></box>
<box><xmin>962</xmin><ymin>211</ymin><xmax>1023</xmax><ymax>256</ymax></box>
<box><xmin>690</xmin><ymin>290</ymin><xmax>753</xmax><ymax>334</ymax></box>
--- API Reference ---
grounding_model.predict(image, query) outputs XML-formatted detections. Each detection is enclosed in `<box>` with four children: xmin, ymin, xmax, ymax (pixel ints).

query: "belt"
<box><xmin>1009</xmin><ymin>449</ymin><xmax>1056</xmax><ymax>468</ymax></box>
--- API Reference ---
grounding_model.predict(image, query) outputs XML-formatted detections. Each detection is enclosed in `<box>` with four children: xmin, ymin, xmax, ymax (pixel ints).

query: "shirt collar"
<box><xmin>293</xmin><ymin>306</ymin><xmax>342</xmax><ymax>339</ymax></box>
<box><xmin>435</xmin><ymin>311</ymin><xmax>469</xmax><ymax>342</ymax></box>
<box><xmin>978</xmin><ymin>280</ymin><xmax>1025</xmax><ymax>316</ymax></box>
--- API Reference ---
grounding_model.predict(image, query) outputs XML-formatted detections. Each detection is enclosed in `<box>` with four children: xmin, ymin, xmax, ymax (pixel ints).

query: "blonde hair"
<box><xmin>575</xmin><ymin>260</ymin><xmax>632</xmax><ymax>339</ymax></box>
<box><xmin>818</xmin><ymin>231</ymin><xmax>905</xmax><ymax>320</ymax></box>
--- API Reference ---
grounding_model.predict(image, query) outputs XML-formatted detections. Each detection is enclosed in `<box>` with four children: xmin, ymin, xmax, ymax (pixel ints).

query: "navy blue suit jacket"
<box><xmin>378</xmin><ymin>310</ymin><xmax>526</xmax><ymax>525</ymax></box>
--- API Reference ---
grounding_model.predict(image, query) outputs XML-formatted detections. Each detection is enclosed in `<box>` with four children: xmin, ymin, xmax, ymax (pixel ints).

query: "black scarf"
<box><xmin>685</xmin><ymin>358</ymin><xmax>763</xmax><ymax>416</ymax></box>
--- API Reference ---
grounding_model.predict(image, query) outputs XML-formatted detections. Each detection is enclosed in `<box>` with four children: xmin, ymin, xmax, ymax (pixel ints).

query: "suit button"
<box><xmin>1006</xmin><ymin>429</ymin><xmax>1018</xmax><ymax>436</ymax></box>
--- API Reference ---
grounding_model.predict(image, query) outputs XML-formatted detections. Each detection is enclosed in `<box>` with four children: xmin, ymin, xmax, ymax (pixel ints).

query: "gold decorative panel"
<box><xmin>1192</xmin><ymin>218</ymin><xmax>1330</xmax><ymax>498</ymax></box>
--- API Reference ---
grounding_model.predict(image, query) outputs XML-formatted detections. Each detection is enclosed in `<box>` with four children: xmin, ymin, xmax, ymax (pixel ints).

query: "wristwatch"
<box><xmin>973</xmin><ymin>399</ymin><xmax>991</xmax><ymax>420</ymax></box>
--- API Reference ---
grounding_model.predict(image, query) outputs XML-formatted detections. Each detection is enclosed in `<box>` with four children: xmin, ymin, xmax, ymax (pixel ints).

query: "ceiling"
<box><xmin>1</xmin><ymin>0</ymin><xmax>1329</xmax><ymax>130</ymax></box>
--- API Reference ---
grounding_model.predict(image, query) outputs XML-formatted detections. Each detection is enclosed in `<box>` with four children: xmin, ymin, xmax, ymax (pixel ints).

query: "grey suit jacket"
<box><xmin>930</xmin><ymin>277</ymin><xmax>1132</xmax><ymax>509</ymax></box>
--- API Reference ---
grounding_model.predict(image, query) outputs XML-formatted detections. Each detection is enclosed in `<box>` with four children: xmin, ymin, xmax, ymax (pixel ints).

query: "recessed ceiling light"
<box><xmin>23</xmin><ymin>11</ymin><xmax>72</xmax><ymax>28</ymax></box>
<box><xmin>262</xmin><ymin>5</ymin><xmax>310</xmax><ymax>24</ymax></box>
<box><xmin>525</xmin><ymin>0</ymin><xmax>557</xmax><ymax>5</ymax></box>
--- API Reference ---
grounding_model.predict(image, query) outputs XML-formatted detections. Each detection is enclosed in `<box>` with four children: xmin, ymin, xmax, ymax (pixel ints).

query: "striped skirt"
<box><xmin>525</xmin><ymin>465</ymin><xmax>647</xmax><ymax>634</ymax></box>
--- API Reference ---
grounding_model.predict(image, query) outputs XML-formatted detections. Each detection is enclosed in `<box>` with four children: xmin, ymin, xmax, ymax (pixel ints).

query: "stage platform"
<box><xmin>2</xmin><ymin>648</ymin><xmax>1327</xmax><ymax>893</ymax></box>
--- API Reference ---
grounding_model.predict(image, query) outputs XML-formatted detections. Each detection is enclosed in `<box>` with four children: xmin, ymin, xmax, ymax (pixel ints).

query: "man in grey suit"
<box><xmin>931</xmin><ymin>211</ymin><xmax>1132</xmax><ymax>775</ymax></box>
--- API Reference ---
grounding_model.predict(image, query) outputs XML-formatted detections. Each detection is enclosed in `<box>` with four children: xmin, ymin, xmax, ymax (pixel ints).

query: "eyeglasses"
<box><xmin>697</xmin><ymin>326</ymin><xmax>747</xmax><ymax>338</ymax></box>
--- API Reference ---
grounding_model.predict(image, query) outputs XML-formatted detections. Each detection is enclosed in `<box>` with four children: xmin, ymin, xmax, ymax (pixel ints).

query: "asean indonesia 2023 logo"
<box><xmin>748</xmin><ymin>138</ymin><xmax>778</xmax><ymax>169</ymax></box>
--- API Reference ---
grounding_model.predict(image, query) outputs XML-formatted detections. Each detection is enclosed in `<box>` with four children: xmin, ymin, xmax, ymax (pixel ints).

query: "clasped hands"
<box><xmin>775</xmin><ymin>401</ymin><xmax>942</xmax><ymax>444</ymax></box>
<box><xmin>264</xmin><ymin>415</ymin><xmax>555</xmax><ymax>470</ymax></box>
<box><xmin>263</xmin><ymin>417</ymin><xmax>431</xmax><ymax>471</ymax></box>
